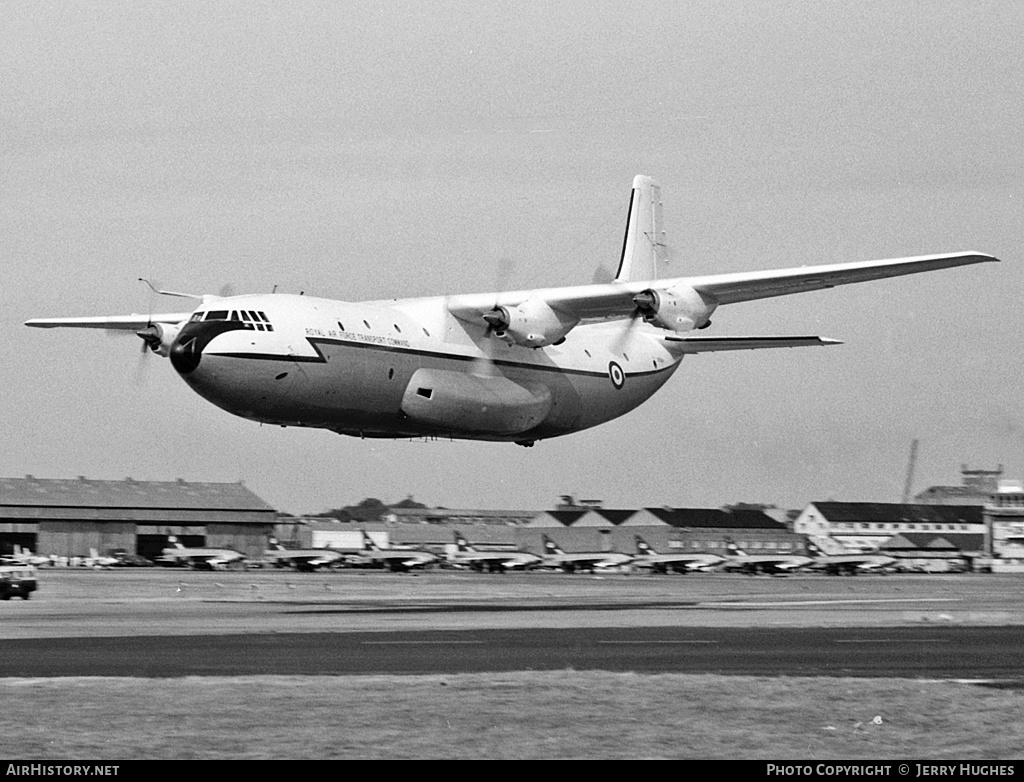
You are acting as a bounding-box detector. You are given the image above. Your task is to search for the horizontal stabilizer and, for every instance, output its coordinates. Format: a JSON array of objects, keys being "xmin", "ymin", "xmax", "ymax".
[{"xmin": 664, "ymin": 335, "xmax": 842, "ymax": 353}]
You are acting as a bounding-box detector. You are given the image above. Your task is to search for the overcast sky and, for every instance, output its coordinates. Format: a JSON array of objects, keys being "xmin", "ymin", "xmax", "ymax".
[{"xmin": 2, "ymin": 1, "xmax": 1020, "ymax": 514}]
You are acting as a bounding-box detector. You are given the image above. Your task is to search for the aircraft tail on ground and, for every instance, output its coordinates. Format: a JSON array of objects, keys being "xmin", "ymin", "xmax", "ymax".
[
  {"xmin": 634, "ymin": 535, "xmax": 655, "ymax": 555},
  {"xmin": 361, "ymin": 530, "xmax": 383, "ymax": 551},
  {"xmin": 725, "ymin": 540, "xmax": 746, "ymax": 557},
  {"xmin": 806, "ymin": 536, "xmax": 847, "ymax": 556},
  {"xmin": 614, "ymin": 175, "xmax": 668, "ymax": 283},
  {"xmin": 542, "ymin": 535, "xmax": 565, "ymax": 555}
]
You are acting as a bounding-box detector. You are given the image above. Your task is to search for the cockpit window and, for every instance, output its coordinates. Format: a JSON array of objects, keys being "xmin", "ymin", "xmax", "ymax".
[
  {"xmin": 189, "ymin": 312, "xmax": 203, "ymax": 323},
  {"xmin": 205, "ymin": 310, "xmax": 229, "ymax": 321}
]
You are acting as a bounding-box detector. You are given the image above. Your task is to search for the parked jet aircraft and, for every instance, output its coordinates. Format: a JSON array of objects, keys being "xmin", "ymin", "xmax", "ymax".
[
  {"xmin": 447, "ymin": 531, "xmax": 541, "ymax": 572},
  {"xmin": 631, "ymin": 535, "xmax": 724, "ymax": 574},
  {"xmin": 1, "ymin": 545, "xmax": 49, "ymax": 567},
  {"xmin": 24, "ymin": 176, "xmax": 997, "ymax": 446},
  {"xmin": 156, "ymin": 536, "xmax": 247, "ymax": 570},
  {"xmin": 351, "ymin": 530, "xmax": 436, "ymax": 572},
  {"xmin": 264, "ymin": 538, "xmax": 347, "ymax": 571},
  {"xmin": 84, "ymin": 548, "xmax": 119, "ymax": 568},
  {"xmin": 804, "ymin": 539, "xmax": 897, "ymax": 576},
  {"xmin": 539, "ymin": 535, "xmax": 633, "ymax": 573},
  {"xmin": 719, "ymin": 541, "xmax": 813, "ymax": 575}
]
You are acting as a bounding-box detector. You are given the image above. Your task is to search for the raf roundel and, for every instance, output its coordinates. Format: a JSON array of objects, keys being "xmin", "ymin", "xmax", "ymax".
[{"xmin": 608, "ymin": 361, "xmax": 625, "ymax": 389}]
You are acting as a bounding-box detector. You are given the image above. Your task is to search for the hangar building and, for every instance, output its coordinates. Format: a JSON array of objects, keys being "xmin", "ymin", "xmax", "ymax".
[
  {"xmin": 0, "ymin": 476, "xmax": 277, "ymax": 560},
  {"xmin": 793, "ymin": 502, "xmax": 983, "ymax": 551},
  {"xmin": 525, "ymin": 506, "xmax": 804, "ymax": 558}
]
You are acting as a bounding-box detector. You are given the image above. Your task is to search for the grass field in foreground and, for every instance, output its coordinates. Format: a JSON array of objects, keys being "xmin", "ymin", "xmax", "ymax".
[{"xmin": 1, "ymin": 673, "xmax": 1021, "ymax": 760}]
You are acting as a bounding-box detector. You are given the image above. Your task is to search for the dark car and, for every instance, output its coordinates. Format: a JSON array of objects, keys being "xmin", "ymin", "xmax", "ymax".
[
  {"xmin": 0, "ymin": 566, "xmax": 38, "ymax": 600},
  {"xmin": 110, "ymin": 553, "xmax": 157, "ymax": 568}
]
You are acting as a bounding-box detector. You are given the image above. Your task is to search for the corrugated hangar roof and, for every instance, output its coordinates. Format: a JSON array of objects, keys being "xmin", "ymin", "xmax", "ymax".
[
  {"xmin": 542, "ymin": 510, "xmax": 589, "ymax": 526},
  {"xmin": 644, "ymin": 508, "xmax": 785, "ymax": 529},
  {"xmin": 880, "ymin": 533, "xmax": 984, "ymax": 551},
  {"xmin": 0, "ymin": 476, "xmax": 275, "ymax": 512},
  {"xmin": 590, "ymin": 509, "xmax": 635, "ymax": 525},
  {"xmin": 811, "ymin": 502, "xmax": 983, "ymax": 524}
]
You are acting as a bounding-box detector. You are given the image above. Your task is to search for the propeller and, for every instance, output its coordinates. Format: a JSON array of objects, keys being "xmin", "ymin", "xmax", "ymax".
[
  {"xmin": 610, "ymin": 289, "xmax": 658, "ymax": 356},
  {"xmin": 471, "ymin": 307, "xmax": 507, "ymax": 377},
  {"xmin": 133, "ymin": 279, "xmax": 162, "ymax": 383},
  {"xmin": 470, "ymin": 258, "xmax": 518, "ymax": 377}
]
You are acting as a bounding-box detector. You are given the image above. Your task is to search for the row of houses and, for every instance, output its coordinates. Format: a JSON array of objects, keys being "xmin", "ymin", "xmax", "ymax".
[{"xmin": 1, "ymin": 473, "xmax": 1023, "ymax": 571}]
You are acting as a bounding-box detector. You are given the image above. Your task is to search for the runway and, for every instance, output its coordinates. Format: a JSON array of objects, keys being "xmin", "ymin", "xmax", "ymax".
[
  {"xmin": 2, "ymin": 570, "xmax": 1023, "ymax": 680},
  {"xmin": 1, "ymin": 625, "xmax": 1022, "ymax": 679}
]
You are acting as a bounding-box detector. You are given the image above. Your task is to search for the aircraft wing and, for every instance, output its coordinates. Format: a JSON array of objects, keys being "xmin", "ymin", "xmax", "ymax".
[
  {"xmin": 683, "ymin": 252, "xmax": 997, "ymax": 305},
  {"xmin": 446, "ymin": 251, "xmax": 996, "ymax": 324},
  {"xmin": 25, "ymin": 313, "xmax": 193, "ymax": 331}
]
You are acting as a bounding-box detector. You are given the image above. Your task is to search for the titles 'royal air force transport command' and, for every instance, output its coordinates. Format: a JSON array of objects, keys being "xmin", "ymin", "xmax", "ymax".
[{"xmin": 26, "ymin": 176, "xmax": 998, "ymax": 446}]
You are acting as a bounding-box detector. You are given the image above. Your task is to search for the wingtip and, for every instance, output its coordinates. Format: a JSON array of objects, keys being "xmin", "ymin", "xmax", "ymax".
[{"xmin": 958, "ymin": 251, "xmax": 1000, "ymax": 263}]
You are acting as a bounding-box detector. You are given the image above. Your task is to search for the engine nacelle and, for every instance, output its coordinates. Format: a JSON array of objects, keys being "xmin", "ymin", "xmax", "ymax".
[
  {"xmin": 634, "ymin": 284, "xmax": 716, "ymax": 332},
  {"xmin": 484, "ymin": 297, "xmax": 580, "ymax": 348},
  {"xmin": 136, "ymin": 322, "xmax": 183, "ymax": 357}
]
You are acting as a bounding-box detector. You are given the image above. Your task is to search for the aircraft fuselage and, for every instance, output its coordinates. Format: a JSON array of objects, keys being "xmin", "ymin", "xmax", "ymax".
[{"xmin": 170, "ymin": 293, "xmax": 682, "ymax": 443}]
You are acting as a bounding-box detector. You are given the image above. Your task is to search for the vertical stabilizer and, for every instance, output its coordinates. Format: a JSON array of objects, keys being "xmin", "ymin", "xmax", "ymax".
[
  {"xmin": 542, "ymin": 535, "xmax": 564, "ymax": 555},
  {"xmin": 614, "ymin": 175, "xmax": 667, "ymax": 282}
]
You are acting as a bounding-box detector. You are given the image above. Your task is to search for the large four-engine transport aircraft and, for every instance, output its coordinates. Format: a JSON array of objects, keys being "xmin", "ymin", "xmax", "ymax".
[{"xmin": 25, "ymin": 176, "xmax": 997, "ymax": 447}]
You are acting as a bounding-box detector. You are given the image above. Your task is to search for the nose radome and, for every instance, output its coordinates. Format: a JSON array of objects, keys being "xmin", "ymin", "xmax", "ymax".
[
  {"xmin": 169, "ymin": 333, "xmax": 201, "ymax": 374},
  {"xmin": 169, "ymin": 320, "xmax": 248, "ymax": 375}
]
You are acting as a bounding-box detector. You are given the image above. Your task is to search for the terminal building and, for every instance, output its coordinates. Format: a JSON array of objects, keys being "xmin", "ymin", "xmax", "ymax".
[
  {"xmin": 914, "ymin": 464, "xmax": 1004, "ymax": 506},
  {"xmin": 0, "ymin": 476, "xmax": 277, "ymax": 560},
  {"xmin": 984, "ymin": 480, "xmax": 1024, "ymax": 572}
]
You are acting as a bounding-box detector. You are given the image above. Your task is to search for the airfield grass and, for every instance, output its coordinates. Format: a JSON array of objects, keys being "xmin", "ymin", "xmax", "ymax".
[{"xmin": 1, "ymin": 672, "xmax": 1022, "ymax": 760}]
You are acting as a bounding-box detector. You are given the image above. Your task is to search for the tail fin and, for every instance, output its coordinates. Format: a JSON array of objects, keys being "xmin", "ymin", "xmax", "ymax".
[
  {"xmin": 614, "ymin": 175, "xmax": 667, "ymax": 283},
  {"xmin": 454, "ymin": 532, "xmax": 473, "ymax": 552},
  {"xmin": 807, "ymin": 536, "xmax": 846, "ymax": 556},
  {"xmin": 634, "ymin": 535, "xmax": 653, "ymax": 555},
  {"xmin": 167, "ymin": 535, "xmax": 184, "ymax": 549},
  {"xmin": 361, "ymin": 530, "xmax": 381, "ymax": 551},
  {"xmin": 542, "ymin": 535, "xmax": 563, "ymax": 555}
]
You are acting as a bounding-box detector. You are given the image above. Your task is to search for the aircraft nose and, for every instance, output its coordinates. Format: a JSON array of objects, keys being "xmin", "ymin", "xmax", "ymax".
[
  {"xmin": 169, "ymin": 329, "xmax": 203, "ymax": 374},
  {"xmin": 170, "ymin": 320, "xmax": 247, "ymax": 375}
]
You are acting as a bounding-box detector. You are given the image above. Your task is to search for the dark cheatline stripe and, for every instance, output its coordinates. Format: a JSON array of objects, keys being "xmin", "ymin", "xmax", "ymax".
[{"xmin": 214, "ymin": 337, "xmax": 674, "ymax": 380}]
